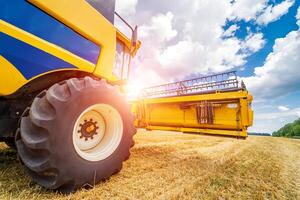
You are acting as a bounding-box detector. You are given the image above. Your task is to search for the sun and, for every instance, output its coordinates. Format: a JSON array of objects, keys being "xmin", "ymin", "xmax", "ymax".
[{"xmin": 125, "ymin": 82, "xmax": 144, "ymax": 100}]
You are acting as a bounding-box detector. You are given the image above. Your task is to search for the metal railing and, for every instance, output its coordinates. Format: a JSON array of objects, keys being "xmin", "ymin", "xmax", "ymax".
[{"xmin": 139, "ymin": 71, "xmax": 239, "ymax": 98}]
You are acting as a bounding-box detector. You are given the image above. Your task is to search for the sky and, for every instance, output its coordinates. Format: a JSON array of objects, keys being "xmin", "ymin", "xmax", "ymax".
[{"xmin": 115, "ymin": 0, "xmax": 300, "ymax": 133}]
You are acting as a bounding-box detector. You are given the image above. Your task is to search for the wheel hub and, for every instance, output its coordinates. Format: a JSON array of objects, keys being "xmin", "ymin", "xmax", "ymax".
[
  {"xmin": 72, "ymin": 104, "xmax": 123, "ymax": 161},
  {"xmin": 78, "ymin": 119, "xmax": 99, "ymax": 141}
]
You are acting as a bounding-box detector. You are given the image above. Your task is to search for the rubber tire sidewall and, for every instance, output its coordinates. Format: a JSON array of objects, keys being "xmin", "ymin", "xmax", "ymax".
[{"xmin": 45, "ymin": 85, "xmax": 132, "ymax": 186}]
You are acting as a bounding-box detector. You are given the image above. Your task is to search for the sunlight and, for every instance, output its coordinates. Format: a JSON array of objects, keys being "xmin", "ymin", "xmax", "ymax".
[{"xmin": 125, "ymin": 81, "xmax": 145, "ymax": 100}]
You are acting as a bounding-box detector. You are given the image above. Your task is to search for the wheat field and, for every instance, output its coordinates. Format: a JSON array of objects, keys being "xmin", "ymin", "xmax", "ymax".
[{"xmin": 0, "ymin": 130, "xmax": 299, "ymax": 200}]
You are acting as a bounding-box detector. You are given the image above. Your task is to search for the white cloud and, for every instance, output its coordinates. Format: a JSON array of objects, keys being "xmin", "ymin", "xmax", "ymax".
[
  {"xmin": 139, "ymin": 12, "xmax": 177, "ymax": 43},
  {"xmin": 242, "ymin": 32, "xmax": 266, "ymax": 53},
  {"xmin": 118, "ymin": 0, "xmax": 298, "ymax": 133},
  {"xmin": 127, "ymin": 11, "xmax": 179, "ymax": 88},
  {"xmin": 297, "ymin": 6, "xmax": 300, "ymax": 26},
  {"xmin": 120, "ymin": 0, "xmax": 296, "ymax": 90},
  {"xmin": 115, "ymin": 0, "xmax": 138, "ymax": 16},
  {"xmin": 243, "ymin": 11, "xmax": 300, "ymax": 133},
  {"xmin": 257, "ymin": 0, "xmax": 295, "ymax": 25},
  {"xmin": 128, "ymin": 0, "xmax": 272, "ymax": 87},
  {"xmin": 243, "ymin": 29, "xmax": 300, "ymax": 99},
  {"xmin": 255, "ymin": 107, "xmax": 300, "ymax": 120},
  {"xmin": 223, "ymin": 24, "xmax": 240, "ymax": 37},
  {"xmin": 230, "ymin": 0, "xmax": 294, "ymax": 26},
  {"xmin": 231, "ymin": 0, "xmax": 268, "ymax": 22},
  {"xmin": 278, "ymin": 106, "xmax": 290, "ymax": 111},
  {"xmin": 249, "ymin": 107, "xmax": 300, "ymax": 133}
]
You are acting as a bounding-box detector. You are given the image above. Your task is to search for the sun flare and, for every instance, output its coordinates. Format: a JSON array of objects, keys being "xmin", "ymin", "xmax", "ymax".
[{"xmin": 125, "ymin": 82, "xmax": 145, "ymax": 100}]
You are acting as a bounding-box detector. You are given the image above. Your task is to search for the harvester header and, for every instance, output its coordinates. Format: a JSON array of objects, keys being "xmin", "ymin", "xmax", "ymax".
[{"xmin": 132, "ymin": 71, "xmax": 253, "ymax": 138}]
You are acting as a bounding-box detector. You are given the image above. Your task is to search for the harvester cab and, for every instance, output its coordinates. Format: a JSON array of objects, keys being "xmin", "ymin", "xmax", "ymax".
[{"xmin": 0, "ymin": 0, "xmax": 140, "ymax": 192}]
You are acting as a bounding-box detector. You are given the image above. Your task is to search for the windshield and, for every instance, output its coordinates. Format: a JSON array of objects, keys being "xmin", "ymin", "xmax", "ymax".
[
  {"xmin": 86, "ymin": 0, "xmax": 115, "ymax": 23},
  {"xmin": 114, "ymin": 40, "xmax": 131, "ymax": 80}
]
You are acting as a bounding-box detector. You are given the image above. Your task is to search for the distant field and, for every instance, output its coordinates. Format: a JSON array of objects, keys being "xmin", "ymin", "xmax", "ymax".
[{"xmin": 0, "ymin": 130, "xmax": 300, "ymax": 200}]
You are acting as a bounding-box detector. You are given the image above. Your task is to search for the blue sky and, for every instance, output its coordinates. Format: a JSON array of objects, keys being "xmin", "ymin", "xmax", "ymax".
[
  {"xmin": 116, "ymin": 0, "xmax": 300, "ymax": 133},
  {"xmin": 236, "ymin": 0, "xmax": 299, "ymax": 77}
]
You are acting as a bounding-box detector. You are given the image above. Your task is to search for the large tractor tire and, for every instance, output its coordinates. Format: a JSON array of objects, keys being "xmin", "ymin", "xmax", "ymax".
[
  {"xmin": 15, "ymin": 77, "xmax": 136, "ymax": 193},
  {"xmin": 4, "ymin": 137, "xmax": 16, "ymax": 149}
]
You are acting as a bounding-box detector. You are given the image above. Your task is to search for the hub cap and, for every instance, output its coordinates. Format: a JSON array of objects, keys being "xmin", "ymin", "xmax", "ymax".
[{"xmin": 73, "ymin": 104, "xmax": 123, "ymax": 161}]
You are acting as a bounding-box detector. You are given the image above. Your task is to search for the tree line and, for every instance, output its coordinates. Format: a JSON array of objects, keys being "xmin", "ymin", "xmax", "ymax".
[{"xmin": 273, "ymin": 118, "xmax": 300, "ymax": 138}]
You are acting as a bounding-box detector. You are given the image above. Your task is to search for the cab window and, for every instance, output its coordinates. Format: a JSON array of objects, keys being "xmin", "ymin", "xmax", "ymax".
[{"xmin": 113, "ymin": 40, "xmax": 131, "ymax": 80}]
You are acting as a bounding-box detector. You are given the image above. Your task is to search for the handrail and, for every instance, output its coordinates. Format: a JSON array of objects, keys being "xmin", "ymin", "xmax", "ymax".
[{"xmin": 140, "ymin": 71, "xmax": 240, "ymax": 98}]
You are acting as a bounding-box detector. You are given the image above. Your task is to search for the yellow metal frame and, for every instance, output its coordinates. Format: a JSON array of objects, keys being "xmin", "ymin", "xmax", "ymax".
[
  {"xmin": 146, "ymin": 126, "xmax": 248, "ymax": 138},
  {"xmin": 0, "ymin": 0, "xmax": 140, "ymax": 96},
  {"xmin": 132, "ymin": 90, "xmax": 254, "ymax": 138}
]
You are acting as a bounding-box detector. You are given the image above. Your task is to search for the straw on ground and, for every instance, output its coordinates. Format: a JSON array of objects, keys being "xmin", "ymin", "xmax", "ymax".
[{"xmin": 0, "ymin": 130, "xmax": 299, "ymax": 200}]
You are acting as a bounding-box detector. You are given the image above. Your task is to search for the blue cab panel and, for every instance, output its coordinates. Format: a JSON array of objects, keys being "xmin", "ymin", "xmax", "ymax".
[
  {"xmin": 0, "ymin": 33, "xmax": 75, "ymax": 80},
  {"xmin": 0, "ymin": 0, "xmax": 101, "ymax": 79}
]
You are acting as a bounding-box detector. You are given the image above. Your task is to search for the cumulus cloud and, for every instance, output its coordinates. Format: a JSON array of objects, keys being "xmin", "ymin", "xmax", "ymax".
[
  {"xmin": 126, "ymin": 0, "xmax": 274, "ymax": 87},
  {"xmin": 297, "ymin": 6, "xmax": 300, "ymax": 26},
  {"xmin": 239, "ymin": 6, "xmax": 300, "ymax": 133},
  {"xmin": 139, "ymin": 12, "xmax": 177, "ymax": 43},
  {"xmin": 115, "ymin": 0, "xmax": 138, "ymax": 16},
  {"xmin": 249, "ymin": 107, "xmax": 300, "ymax": 133},
  {"xmin": 231, "ymin": 0, "xmax": 268, "ymax": 22},
  {"xmin": 127, "ymin": 12, "xmax": 178, "ymax": 89},
  {"xmin": 256, "ymin": 107, "xmax": 300, "ymax": 120},
  {"xmin": 242, "ymin": 32, "xmax": 266, "ymax": 53},
  {"xmin": 278, "ymin": 106, "xmax": 291, "ymax": 111},
  {"xmin": 115, "ymin": 0, "xmax": 298, "ymax": 132},
  {"xmin": 116, "ymin": 0, "xmax": 294, "ymax": 89},
  {"xmin": 223, "ymin": 24, "xmax": 240, "ymax": 37},
  {"xmin": 257, "ymin": 0, "xmax": 295, "ymax": 25},
  {"xmin": 243, "ymin": 29, "xmax": 300, "ymax": 99}
]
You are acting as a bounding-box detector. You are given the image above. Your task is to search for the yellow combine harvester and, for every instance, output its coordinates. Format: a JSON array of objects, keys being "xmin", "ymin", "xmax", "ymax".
[
  {"xmin": 132, "ymin": 71, "xmax": 253, "ymax": 138},
  {"xmin": 0, "ymin": 0, "xmax": 253, "ymax": 193},
  {"xmin": 0, "ymin": 0, "xmax": 140, "ymax": 192}
]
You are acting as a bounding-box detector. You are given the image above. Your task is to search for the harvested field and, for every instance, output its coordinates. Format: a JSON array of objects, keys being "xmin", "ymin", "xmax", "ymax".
[{"xmin": 0, "ymin": 130, "xmax": 300, "ymax": 200}]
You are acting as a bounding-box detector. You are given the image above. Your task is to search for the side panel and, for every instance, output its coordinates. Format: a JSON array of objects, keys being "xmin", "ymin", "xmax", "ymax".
[
  {"xmin": 30, "ymin": 0, "xmax": 117, "ymax": 80},
  {"xmin": 0, "ymin": 32, "xmax": 76, "ymax": 80},
  {"xmin": 140, "ymin": 101, "xmax": 242, "ymax": 130},
  {"xmin": 0, "ymin": 1, "xmax": 105, "ymax": 95},
  {"xmin": 133, "ymin": 91, "xmax": 254, "ymax": 138},
  {"xmin": 0, "ymin": 1, "xmax": 101, "ymax": 65},
  {"xmin": 0, "ymin": 56, "xmax": 27, "ymax": 95}
]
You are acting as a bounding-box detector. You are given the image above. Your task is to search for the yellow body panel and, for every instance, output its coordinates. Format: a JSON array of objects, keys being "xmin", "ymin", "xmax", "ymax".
[
  {"xmin": 29, "ymin": 0, "xmax": 116, "ymax": 79},
  {"xmin": 0, "ymin": 20, "xmax": 95, "ymax": 96},
  {"xmin": 0, "ymin": 20, "xmax": 96, "ymax": 72},
  {"xmin": 132, "ymin": 90, "xmax": 253, "ymax": 138},
  {"xmin": 0, "ymin": 56, "xmax": 27, "ymax": 95},
  {"xmin": 0, "ymin": 1, "xmax": 138, "ymax": 96}
]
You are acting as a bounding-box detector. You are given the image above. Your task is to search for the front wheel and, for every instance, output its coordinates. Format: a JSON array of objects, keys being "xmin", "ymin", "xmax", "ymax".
[{"xmin": 16, "ymin": 77, "xmax": 136, "ymax": 193}]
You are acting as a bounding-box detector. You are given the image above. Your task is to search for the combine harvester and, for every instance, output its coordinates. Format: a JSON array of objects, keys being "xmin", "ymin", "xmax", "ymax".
[
  {"xmin": 0, "ymin": 0, "xmax": 253, "ymax": 193},
  {"xmin": 132, "ymin": 71, "xmax": 254, "ymax": 138},
  {"xmin": 0, "ymin": 0, "xmax": 140, "ymax": 193}
]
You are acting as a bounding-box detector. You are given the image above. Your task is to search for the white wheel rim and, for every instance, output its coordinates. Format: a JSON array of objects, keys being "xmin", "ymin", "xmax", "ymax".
[{"xmin": 73, "ymin": 104, "xmax": 123, "ymax": 162}]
